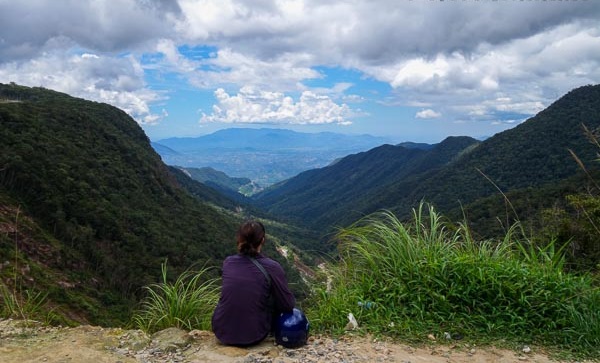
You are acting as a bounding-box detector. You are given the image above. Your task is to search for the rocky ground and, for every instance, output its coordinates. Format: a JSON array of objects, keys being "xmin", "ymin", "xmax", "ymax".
[{"xmin": 0, "ymin": 318, "xmax": 579, "ymax": 363}]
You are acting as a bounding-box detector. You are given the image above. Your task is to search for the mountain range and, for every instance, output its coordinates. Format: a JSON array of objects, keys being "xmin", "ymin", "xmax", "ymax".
[
  {"xmin": 152, "ymin": 128, "xmax": 391, "ymax": 186},
  {"xmin": 253, "ymin": 84, "xmax": 600, "ymax": 236},
  {"xmin": 254, "ymin": 136, "xmax": 478, "ymax": 227}
]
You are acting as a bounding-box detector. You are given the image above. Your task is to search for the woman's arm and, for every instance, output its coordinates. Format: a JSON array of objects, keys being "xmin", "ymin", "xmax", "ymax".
[{"xmin": 267, "ymin": 261, "xmax": 296, "ymax": 312}]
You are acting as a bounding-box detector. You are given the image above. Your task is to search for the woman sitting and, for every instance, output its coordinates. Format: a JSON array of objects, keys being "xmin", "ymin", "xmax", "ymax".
[{"xmin": 211, "ymin": 220, "xmax": 295, "ymax": 346}]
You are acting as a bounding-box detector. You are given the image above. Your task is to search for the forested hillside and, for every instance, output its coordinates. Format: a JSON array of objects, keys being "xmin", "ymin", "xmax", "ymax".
[
  {"xmin": 177, "ymin": 166, "xmax": 261, "ymax": 198},
  {"xmin": 0, "ymin": 83, "xmax": 308, "ymax": 325},
  {"xmin": 254, "ymin": 136, "xmax": 480, "ymax": 228},
  {"xmin": 255, "ymin": 85, "xmax": 600, "ymax": 238},
  {"xmin": 396, "ymin": 84, "xmax": 600, "ymax": 209}
]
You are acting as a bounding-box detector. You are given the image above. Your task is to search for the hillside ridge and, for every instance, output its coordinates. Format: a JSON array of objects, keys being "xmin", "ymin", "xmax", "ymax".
[
  {"xmin": 254, "ymin": 84, "xmax": 600, "ymax": 232},
  {"xmin": 0, "ymin": 83, "xmax": 309, "ymax": 325}
]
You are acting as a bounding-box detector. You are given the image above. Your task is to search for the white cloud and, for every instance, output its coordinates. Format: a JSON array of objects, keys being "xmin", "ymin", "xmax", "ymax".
[
  {"xmin": 1, "ymin": 0, "xmax": 600, "ymax": 132},
  {"xmin": 391, "ymin": 57, "xmax": 451, "ymax": 89},
  {"xmin": 364, "ymin": 21, "xmax": 600, "ymax": 123},
  {"xmin": 158, "ymin": 4, "xmax": 600, "ymax": 127},
  {"xmin": 200, "ymin": 86, "xmax": 351, "ymax": 125},
  {"xmin": 155, "ymin": 38, "xmax": 197, "ymax": 73},
  {"xmin": 175, "ymin": 1, "xmax": 600, "ymax": 62},
  {"xmin": 188, "ymin": 48, "xmax": 320, "ymax": 91},
  {"xmin": 416, "ymin": 109, "xmax": 441, "ymax": 119},
  {"xmin": 0, "ymin": 1, "xmax": 181, "ymax": 61},
  {"xmin": 0, "ymin": 51, "xmax": 165, "ymax": 125}
]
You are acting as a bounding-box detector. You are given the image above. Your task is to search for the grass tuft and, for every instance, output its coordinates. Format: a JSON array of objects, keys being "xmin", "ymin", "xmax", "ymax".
[
  {"xmin": 132, "ymin": 261, "xmax": 220, "ymax": 333},
  {"xmin": 1, "ymin": 206, "xmax": 52, "ymax": 324},
  {"xmin": 307, "ymin": 203, "xmax": 600, "ymax": 359},
  {"xmin": 0, "ymin": 282, "xmax": 48, "ymax": 321}
]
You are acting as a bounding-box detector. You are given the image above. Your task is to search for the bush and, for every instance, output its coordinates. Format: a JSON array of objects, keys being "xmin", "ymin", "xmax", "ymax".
[
  {"xmin": 132, "ymin": 262, "xmax": 220, "ymax": 333},
  {"xmin": 0, "ymin": 282, "xmax": 48, "ymax": 322},
  {"xmin": 308, "ymin": 203, "xmax": 600, "ymax": 358}
]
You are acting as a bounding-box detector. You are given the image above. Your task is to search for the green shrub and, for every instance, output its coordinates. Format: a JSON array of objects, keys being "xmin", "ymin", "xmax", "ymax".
[
  {"xmin": 132, "ymin": 262, "xmax": 220, "ymax": 333},
  {"xmin": 0, "ymin": 282, "xmax": 50, "ymax": 323},
  {"xmin": 308, "ymin": 203, "xmax": 600, "ymax": 358}
]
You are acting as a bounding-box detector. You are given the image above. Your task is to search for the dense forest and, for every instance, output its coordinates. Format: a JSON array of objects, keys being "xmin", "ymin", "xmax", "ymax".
[
  {"xmin": 254, "ymin": 84, "xmax": 600, "ymax": 270},
  {"xmin": 0, "ymin": 83, "xmax": 311, "ymax": 324},
  {"xmin": 254, "ymin": 136, "xmax": 480, "ymax": 227}
]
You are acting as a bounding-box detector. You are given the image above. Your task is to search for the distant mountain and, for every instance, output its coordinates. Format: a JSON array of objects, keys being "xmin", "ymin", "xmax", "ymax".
[
  {"xmin": 174, "ymin": 166, "xmax": 262, "ymax": 202},
  {"xmin": 0, "ymin": 83, "xmax": 310, "ymax": 325},
  {"xmin": 377, "ymin": 84, "xmax": 600, "ymax": 214},
  {"xmin": 180, "ymin": 166, "xmax": 253, "ymax": 194},
  {"xmin": 254, "ymin": 136, "xmax": 479, "ymax": 228},
  {"xmin": 156, "ymin": 128, "xmax": 389, "ymax": 151},
  {"xmin": 397, "ymin": 141, "xmax": 434, "ymax": 150},
  {"xmin": 151, "ymin": 142, "xmax": 179, "ymax": 156},
  {"xmin": 152, "ymin": 128, "xmax": 392, "ymax": 186},
  {"xmin": 254, "ymin": 84, "xmax": 600, "ymax": 233}
]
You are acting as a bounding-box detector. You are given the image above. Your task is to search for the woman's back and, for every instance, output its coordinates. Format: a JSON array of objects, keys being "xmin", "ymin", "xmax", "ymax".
[
  {"xmin": 211, "ymin": 221, "xmax": 295, "ymax": 346},
  {"xmin": 212, "ymin": 254, "xmax": 274, "ymax": 345}
]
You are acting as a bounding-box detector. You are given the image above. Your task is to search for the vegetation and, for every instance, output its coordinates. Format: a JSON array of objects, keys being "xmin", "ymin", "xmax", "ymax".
[
  {"xmin": 167, "ymin": 166, "xmax": 253, "ymax": 211},
  {"xmin": 132, "ymin": 261, "xmax": 219, "ymax": 333},
  {"xmin": 0, "ymin": 83, "xmax": 313, "ymax": 325},
  {"xmin": 130, "ymin": 202, "xmax": 599, "ymax": 358},
  {"xmin": 0, "ymin": 192, "xmax": 102, "ymax": 325},
  {"xmin": 0, "ymin": 205, "xmax": 48, "ymax": 322},
  {"xmin": 456, "ymin": 122, "xmax": 600, "ymax": 272},
  {"xmin": 540, "ymin": 124, "xmax": 600, "ymax": 271},
  {"xmin": 0, "ymin": 282, "xmax": 49, "ymax": 323},
  {"xmin": 254, "ymin": 136, "xmax": 479, "ymax": 229},
  {"xmin": 0, "ymin": 83, "xmax": 235, "ymax": 324},
  {"xmin": 255, "ymin": 85, "xmax": 600, "ymax": 244},
  {"xmin": 181, "ymin": 166, "xmax": 253, "ymax": 194},
  {"xmin": 307, "ymin": 204, "xmax": 600, "ymax": 359}
]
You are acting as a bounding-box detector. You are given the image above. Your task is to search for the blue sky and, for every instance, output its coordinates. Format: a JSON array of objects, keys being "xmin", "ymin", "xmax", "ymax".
[{"xmin": 1, "ymin": 0, "xmax": 600, "ymax": 143}]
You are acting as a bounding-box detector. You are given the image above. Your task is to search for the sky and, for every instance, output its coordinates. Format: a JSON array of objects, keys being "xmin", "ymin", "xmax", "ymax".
[{"xmin": 1, "ymin": 0, "xmax": 600, "ymax": 143}]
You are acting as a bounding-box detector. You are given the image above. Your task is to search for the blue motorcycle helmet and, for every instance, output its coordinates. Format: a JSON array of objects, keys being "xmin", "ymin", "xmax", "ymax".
[{"xmin": 275, "ymin": 308, "xmax": 309, "ymax": 348}]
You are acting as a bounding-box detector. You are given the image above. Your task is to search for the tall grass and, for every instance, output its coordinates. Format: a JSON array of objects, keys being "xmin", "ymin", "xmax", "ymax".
[
  {"xmin": 132, "ymin": 261, "xmax": 220, "ymax": 333},
  {"xmin": 308, "ymin": 203, "xmax": 600, "ymax": 358},
  {"xmin": 1, "ymin": 207, "xmax": 50, "ymax": 323},
  {"xmin": 0, "ymin": 283, "xmax": 48, "ymax": 321}
]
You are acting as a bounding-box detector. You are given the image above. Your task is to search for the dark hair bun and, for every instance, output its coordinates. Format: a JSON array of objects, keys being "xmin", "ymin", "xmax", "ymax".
[{"xmin": 237, "ymin": 220, "xmax": 265, "ymax": 256}]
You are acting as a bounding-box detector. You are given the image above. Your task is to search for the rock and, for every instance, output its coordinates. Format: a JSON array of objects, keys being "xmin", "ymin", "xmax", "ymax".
[
  {"xmin": 189, "ymin": 329, "xmax": 213, "ymax": 340},
  {"xmin": 216, "ymin": 345, "xmax": 250, "ymax": 357},
  {"xmin": 151, "ymin": 327, "xmax": 193, "ymax": 353},
  {"xmin": 119, "ymin": 329, "xmax": 151, "ymax": 351}
]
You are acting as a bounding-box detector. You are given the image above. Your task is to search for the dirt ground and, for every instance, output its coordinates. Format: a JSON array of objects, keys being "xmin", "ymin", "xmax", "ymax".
[{"xmin": 0, "ymin": 318, "xmax": 576, "ymax": 363}]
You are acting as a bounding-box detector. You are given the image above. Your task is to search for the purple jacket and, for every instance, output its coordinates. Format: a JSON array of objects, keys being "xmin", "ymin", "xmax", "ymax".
[{"xmin": 211, "ymin": 253, "xmax": 295, "ymax": 346}]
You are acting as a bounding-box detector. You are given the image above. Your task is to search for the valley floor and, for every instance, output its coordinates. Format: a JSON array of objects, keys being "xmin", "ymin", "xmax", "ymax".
[{"xmin": 0, "ymin": 319, "xmax": 576, "ymax": 363}]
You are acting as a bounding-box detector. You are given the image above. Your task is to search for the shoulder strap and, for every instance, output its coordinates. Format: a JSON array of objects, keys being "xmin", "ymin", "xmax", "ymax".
[{"xmin": 247, "ymin": 256, "xmax": 271, "ymax": 289}]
